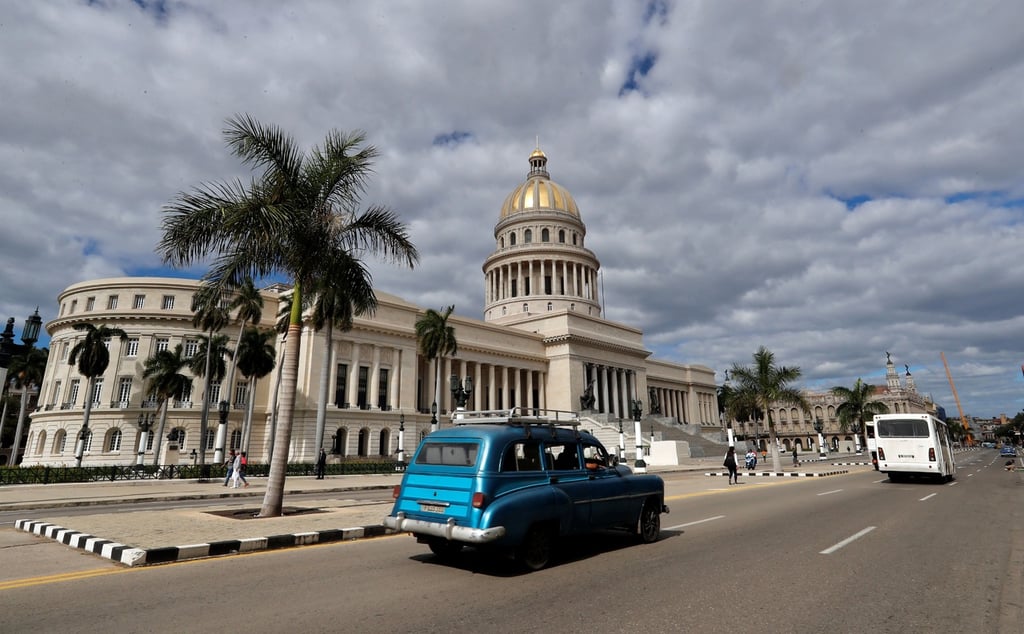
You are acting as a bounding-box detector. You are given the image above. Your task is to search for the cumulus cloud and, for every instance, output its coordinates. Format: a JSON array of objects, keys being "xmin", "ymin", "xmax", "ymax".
[{"xmin": 2, "ymin": 0, "xmax": 1022, "ymax": 417}]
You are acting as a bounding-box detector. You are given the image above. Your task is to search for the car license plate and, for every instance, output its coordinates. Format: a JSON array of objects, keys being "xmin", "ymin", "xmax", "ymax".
[{"xmin": 419, "ymin": 503, "xmax": 446, "ymax": 514}]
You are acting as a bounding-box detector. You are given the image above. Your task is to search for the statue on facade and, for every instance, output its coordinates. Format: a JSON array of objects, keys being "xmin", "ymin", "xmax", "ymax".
[
  {"xmin": 579, "ymin": 380, "xmax": 595, "ymax": 410},
  {"xmin": 648, "ymin": 387, "xmax": 661, "ymax": 415},
  {"xmin": 905, "ymin": 364, "xmax": 910, "ymax": 375},
  {"xmin": 886, "ymin": 351, "xmax": 892, "ymax": 363}
]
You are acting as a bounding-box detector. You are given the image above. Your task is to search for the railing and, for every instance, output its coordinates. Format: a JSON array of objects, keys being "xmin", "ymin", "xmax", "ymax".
[{"xmin": 0, "ymin": 459, "xmax": 400, "ymax": 486}]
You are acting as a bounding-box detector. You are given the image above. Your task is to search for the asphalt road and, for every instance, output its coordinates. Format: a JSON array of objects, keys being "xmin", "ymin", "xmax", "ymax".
[{"xmin": 1, "ymin": 452, "xmax": 1020, "ymax": 633}]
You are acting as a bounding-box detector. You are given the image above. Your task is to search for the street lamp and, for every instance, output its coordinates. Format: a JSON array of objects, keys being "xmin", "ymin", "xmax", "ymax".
[
  {"xmin": 396, "ymin": 413, "xmax": 406, "ymax": 470},
  {"xmin": 213, "ymin": 400, "xmax": 229, "ymax": 464},
  {"xmin": 190, "ymin": 448, "xmax": 198, "ymax": 466},
  {"xmin": 814, "ymin": 418, "xmax": 827, "ymax": 460},
  {"xmin": 617, "ymin": 419, "xmax": 626, "ymax": 461},
  {"xmin": 632, "ymin": 399, "xmax": 646, "ymax": 474},
  {"xmin": 450, "ymin": 374, "xmax": 473, "ymax": 418},
  {"xmin": 430, "ymin": 401, "xmax": 438, "ymax": 434},
  {"xmin": 3, "ymin": 309, "xmax": 43, "ymax": 465},
  {"xmin": 136, "ymin": 411, "xmax": 154, "ymax": 467}
]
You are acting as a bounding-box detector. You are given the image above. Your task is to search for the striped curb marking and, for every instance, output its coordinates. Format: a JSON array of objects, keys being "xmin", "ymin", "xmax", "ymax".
[
  {"xmin": 15, "ymin": 518, "xmax": 393, "ymax": 567},
  {"xmin": 704, "ymin": 470, "xmax": 850, "ymax": 478}
]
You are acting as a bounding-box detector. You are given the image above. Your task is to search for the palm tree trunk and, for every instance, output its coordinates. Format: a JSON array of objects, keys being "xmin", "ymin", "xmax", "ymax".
[
  {"xmin": 11, "ymin": 384, "xmax": 29, "ymax": 465},
  {"xmin": 152, "ymin": 400, "xmax": 169, "ymax": 466},
  {"xmin": 242, "ymin": 376, "xmax": 256, "ymax": 453},
  {"xmin": 266, "ymin": 336, "xmax": 287, "ymax": 463},
  {"xmin": 432, "ymin": 355, "xmax": 442, "ymax": 432},
  {"xmin": 260, "ymin": 286, "xmax": 302, "ymax": 517},
  {"xmin": 75, "ymin": 377, "xmax": 97, "ymax": 467},
  {"xmin": 314, "ymin": 320, "xmax": 333, "ymax": 454},
  {"xmin": 0, "ymin": 397, "xmax": 9, "ymax": 449},
  {"xmin": 198, "ymin": 329, "xmax": 214, "ymax": 469}
]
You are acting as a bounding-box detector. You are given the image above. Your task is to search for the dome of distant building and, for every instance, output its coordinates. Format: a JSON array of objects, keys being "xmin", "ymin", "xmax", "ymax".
[{"xmin": 499, "ymin": 147, "xmax": 580, "ymax": 219}]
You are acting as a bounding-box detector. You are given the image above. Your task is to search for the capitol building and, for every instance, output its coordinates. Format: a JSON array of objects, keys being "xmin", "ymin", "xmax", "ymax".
[{"xmin": 21, "ymin": 148, "xmax": 719, "ymax": 467}]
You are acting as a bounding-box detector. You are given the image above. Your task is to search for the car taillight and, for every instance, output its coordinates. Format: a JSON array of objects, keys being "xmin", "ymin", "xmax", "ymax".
[
  {"xmin": 928, "ymin": 448, "xmax": 936, "ymax": 462},
  {"xmin": 472, "ymin": 492, "xmax": 486, "ymax": 509},
  {"xmin": 392, "ymin": 485, "xmax": 401, "ymax": 499},
  {"xmin": 877, "ymin": 448, "xmax": 885, "ymax": 460}
]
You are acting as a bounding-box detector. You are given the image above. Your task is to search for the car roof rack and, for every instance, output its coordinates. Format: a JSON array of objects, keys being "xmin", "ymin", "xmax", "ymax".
[{"xmin": 451, "ymin": 407, "xmax": 580, "ymax": 428}]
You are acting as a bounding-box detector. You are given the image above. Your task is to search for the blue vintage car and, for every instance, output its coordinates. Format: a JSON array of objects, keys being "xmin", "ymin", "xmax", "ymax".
[{"xmin": 383, "ymin": 409, "xmax": 668, "ymax": 570}]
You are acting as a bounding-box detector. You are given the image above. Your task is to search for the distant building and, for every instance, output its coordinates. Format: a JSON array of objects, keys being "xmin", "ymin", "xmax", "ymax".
[
  {"xmin": 729, "ymin": 354, "xmax": 937, "ymax": 453},
  {"xmin": 22, "ymin": 148, "xmax": 719, "ymax": 467}
]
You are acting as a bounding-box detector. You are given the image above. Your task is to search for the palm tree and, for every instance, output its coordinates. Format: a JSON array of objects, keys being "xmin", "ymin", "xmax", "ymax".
[
  {"xmin": 158, "ymin": 114, "xmax": 418, "ymax": 517},
  {"xmin": 415, "ymin": 305, "xmax": 457, "ymax": 432},
  {"xmin": 727, "ymin": 346, "xmax": 809, "ymax": 473},
  {"xmin": 831, "ymin": 378, "xmax": 889, "ymax": 452},
  {"xmin": 142, "ymin": 345, "xmax": 191, "ymax": 465},
  {"xmin": 311, "ymin": 253, "xmax": 376, "ymax": 454},
  {"xmin": 215, "ymin": 277, "xmax": 264, "ymax": 463},
  {"xmin": 234, "ymin": 327, "xmax": 276, "ymax": 454},
  {"xmin": 69, "ymin": 323, "xmax": 128, "ymax": 467},
  {"xmin": 6, "ymin": 347, "xmax": 48, "ymax": 464},
  {"xmin": 191, "ymin": 286, "xmax": 231, "ymax": 469}
]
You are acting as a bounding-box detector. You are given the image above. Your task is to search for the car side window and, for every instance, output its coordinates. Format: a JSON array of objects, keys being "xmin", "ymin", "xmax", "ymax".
[
  {"xmin": 582, "ymin": 443, "xmax": 608, "ymax": 470},
  {"xmin": 547, "ymin": 442, "xmax": 580, "ymax": 470},
  {"xmin": 501, "ymin": 441, "xmax": 544, "ymax": 472}
]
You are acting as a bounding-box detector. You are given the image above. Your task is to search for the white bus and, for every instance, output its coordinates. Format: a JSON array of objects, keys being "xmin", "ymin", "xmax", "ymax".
[{"xmin": 873, "ymin": 413, "xmax": 955, "ymax": 483}]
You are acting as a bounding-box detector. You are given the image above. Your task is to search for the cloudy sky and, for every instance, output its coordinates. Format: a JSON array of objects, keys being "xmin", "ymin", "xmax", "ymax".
[{"xmin": 2, "ymin": 0, "xmax": 1022, "ymax": 419}]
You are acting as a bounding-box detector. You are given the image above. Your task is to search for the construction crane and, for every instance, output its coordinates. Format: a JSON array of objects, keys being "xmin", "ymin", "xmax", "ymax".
[{"xmin": 940, "ymin": 352, "xmax": 972, "ymax": 446}]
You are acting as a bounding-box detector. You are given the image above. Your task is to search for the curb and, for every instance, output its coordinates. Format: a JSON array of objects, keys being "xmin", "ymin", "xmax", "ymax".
[
  {"xmin": 704, "ymin": 470, "xmax": 850, "ymax": 478},
  {"xmin": 14, "ymin": 518, "xmax": 394, "ymax": 566}
]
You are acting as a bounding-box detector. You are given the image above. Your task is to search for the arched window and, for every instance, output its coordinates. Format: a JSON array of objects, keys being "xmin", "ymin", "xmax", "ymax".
[
  {"xmin": 54, "ymin": 429, "xmax": 67, "ymax": 454},
  {"xmin": 558, "ymin": 230, "xmax": 565, "ymax": 243},
  {"xmin": 107, "ymin": 428, "xmax": 122, "ymax": 452},
  {"xmin": 35, "ymin": 430, "xmax": 47, "ymax": 455},
  {"xmin": 205, "ymin": 429, "xmax": 216, "ymax": 451},
  {"xmin": 333, "ymin": 427, "xmax": 348, "ymax": 455},
  {"xmin": 358, "ymin": 428, "xmax": 370, "ymax": 456},
  {"xmin": 169, "ymin": 427, "xmax": 186, "ymax": 449},
  {"xmin": 547, "ymin": 302, "xmax": 553, "ymax": 311},
  {"xmin": 522, "ymin": 303, "xmax": 529, "ymax": 313},
  {"xmin": 82, "ymin": 429, "xmax": 94, "ymax": 452},
  {"xmin": 541, "ymin": 228, "xmax": 550, "ymax": 242},
  {"xmin": 510, "ymin": 233, "xmax": 517, "ymax": 246},
  {"xmin": 500, "ymin": 237, "xmax": 505, "ymax": 248},
  {"xmin": 570, "ymin": 303, "xmax": 575, "ymax": 311},
  {"xmin": 501, "ymin": 306, "xmax": 507, "ymax": 315},
  {"xmin": 572, "ymin": 233, "xmax": 577, "ymax": 245},
  {"xmin": 524, "ymin": 229, "xmax": 532, "ymax": 243},
  {"xmin": 230, "ymin": 429, "xmax": 242, "ymax": 450},
  {"xmin": 378, "ymin": 428, "xmax": 390, "ymax": 456}
]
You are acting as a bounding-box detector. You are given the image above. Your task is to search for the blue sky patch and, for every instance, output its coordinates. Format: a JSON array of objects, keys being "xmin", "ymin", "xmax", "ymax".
[
  {"xmin": 432, "ymin": 131, "xmax": 474, "ymax": 148},
  {"xmin": 619, "ymin": 51, "xmax": 657, "ymax": 97}
]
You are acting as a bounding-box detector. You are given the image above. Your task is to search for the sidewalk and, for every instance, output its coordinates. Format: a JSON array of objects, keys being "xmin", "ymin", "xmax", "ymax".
[{"xmin": 6, "ymin": 459, "xmax": 857, "ymax": 567}]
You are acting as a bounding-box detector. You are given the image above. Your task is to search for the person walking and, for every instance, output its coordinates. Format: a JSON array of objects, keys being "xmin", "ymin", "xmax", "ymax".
[
  {"xmin": 238, "ymin": 451, "xmax": 250, "ymax": 487},
  {"xmin": 223, "ymin": 450, "xmax": 235, "ymax": 486},
  {"xmin": 315, "ymin": 449, "xmax": 327, "ymax": 480},
  {"xmin": 724, "ymin": 446, "xmax": 739, "ymax": 485},
  {"xmin": 745, "ymin": 448, "xmax": 756, "ymax": 471},
  {"xmin": 792, "ymin": 446, "xmax": 799, "ymax": 467},
  {"xmin": 231, "ymin": 451, "xmax": 243, "ymax": 488}
]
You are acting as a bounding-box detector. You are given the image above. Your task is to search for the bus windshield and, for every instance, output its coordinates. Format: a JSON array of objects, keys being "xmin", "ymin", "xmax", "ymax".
[{"xmin": 876, "ymin": 418, "xmax": 930, "ymax": 438}]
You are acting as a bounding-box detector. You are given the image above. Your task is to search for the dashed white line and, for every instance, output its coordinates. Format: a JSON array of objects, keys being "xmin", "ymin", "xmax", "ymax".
[
  {"xmin": 817, "ymin": 489, "xmax": 842, "ymax": 496},
  {"xmin": 820, "ymin": 526, "xmax": 876, "ymax": 555},
  {"xmin": 665, "ymin": 515, "xmax": 724, "ymax": 531},
  {"xmin": 920, "ymin": 493, "xmax": 937, "ymax": 501}
]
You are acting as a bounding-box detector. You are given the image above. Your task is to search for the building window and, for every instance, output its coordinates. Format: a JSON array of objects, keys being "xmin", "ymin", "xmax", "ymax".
[
  {"xmin": 377, "ymin": 368, "xmax": 389, "ymax": 409},
  {"xmin": 510, "ymin": 232, "xmax": 517, "ymax": 246},
  {"xmin": 117, "ymin": 377, "xmax": 132, "ymax": 405},
  {"xmin": 547, "ymin": 302, "xmax": 553, "ymax": 311},
  {"xmin": 558, "ymin": 230, "xmax": 565, "ymax": 243},
  {"xmin": 184, "ymin": 339, "xmax": 199, "ymax": 358},
  {"xmin": 55, "ymin": 430, "xmax": 67, "ymax": 454},
  {"xmin": 67, "ymin": 379, "xmax": 80, "ymax": 408},
  {"xmin": 335, "ymin": 363, "xmax": 348, "ymax": 407},
  {"xmin": 146, "ymin": 433, "xmax": 155, "ymax": 451},
  {"xmin": 107, "ymin": 429, "xmax": 122, "ymax": 452},
  {"xmin": 50, "ymin": 380, "xmax": 62, "ymax": 407},
  {"xmin": 155, "ymin": 337, "xmax": 169, "ymax": 352},
  {"xmin": 86, "ymin": 297, "xmax": 95, "ymax": 311},
  {"xmin": 522, "ymin": 303, "xmax": 528, "ymax": 313},
  {"xmin": 91, "ymin": 379, "xmax": 103, "ymax": 405},
  {"xmin": 107, "ymin": 295, "xmax": 119, "ymax": 310},
  {"xmin": 179, "ymin": 381, "xmax": 193, "ymax": 404},
  {"xmin": 133, "ymin": 294, "xmax": 145, "ymax": 309},
  {"xmin": 234, "ymin": 382, "xmax": 248, "ymax": 409},
  {"xmin": 209, "ymin": 382, "xmax": 221, "ymax": 403},
  {"xmin": 161, "ymin": 295, "xmax": 175, "ymax": 310},
  {"xmin": 70, "ymin": 299, "xmax": 77, "ymax": 314},
  {"xmin": 357, "ymin": 367, "xmax": 369, "ymax": 409},
  {"xmin": 61, "ymin": 341, "xmax": 69, "ymax": 361},
  {"xmin": 82, "ymin": 430, "xmax": 94, "ymax": 452},
  {"xmin": 524, "ymin": 229, "xmax": 532, "ymax": 243},
  {"xmin": 124, "ymin": 338, "xmax": 139, "ymax": 358},
  {"xmin": 205, "ymin": 429, "xmax": 215, "ymax": 451},
  {"xmin": 230, "ymin": 429, "xmax": 242, "ymax": 450},
  {"xmin": 541, "ymin": 228, "xmax": 550, "ymax": 242},
  {"xmin": 572, "ymin": 233, "xmax": 577, "ymax": 245}
]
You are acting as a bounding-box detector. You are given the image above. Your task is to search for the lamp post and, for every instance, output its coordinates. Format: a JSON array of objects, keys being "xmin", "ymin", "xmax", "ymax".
[
  {"xmin": 814, "ymin": 418, "xmax": 827, "ymax": 460},
  {"xmin": 396, "ymin": 413, "xmax": 406, "ymax": 470},
  {"xmin": 450, "ymin": 374, "xmax": 473, "ymax": 419},
  {"xmin": 213, "ymin": 400, "xmax": 229, "ymax": 465},
  {"xmin": 136, "ymin": 411, "xmax": 154, "ymax": 467},
  {"xmin": 430, "ymin": 401, "xmax": 438, "ymax": 434},
  {"xmin": 632, "ymin": 399, "xmax": 646, "ymax": 474},
  {"xmin": 617, "ymin": 419, "xmax": 626, "ymax": 462},
  {"xmin": 190, "ymin": 448, "xmax": 198, "ymax": 466},
  {"xmin": 5, "ymin": 309, "xmax": 43, "ymax": 465}
]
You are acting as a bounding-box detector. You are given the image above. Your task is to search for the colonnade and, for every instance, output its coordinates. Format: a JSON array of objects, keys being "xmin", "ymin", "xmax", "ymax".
[
  {"xmin": 582, "ymin": 363, "xmax": 641, "ymax": 420},
  {"xmin": 429, "ymin": 357, "xmax": 547, "ymax": 415},
  {"xmin": 486, "ymin": 258, "xmax": 597, "ymax": 305}
]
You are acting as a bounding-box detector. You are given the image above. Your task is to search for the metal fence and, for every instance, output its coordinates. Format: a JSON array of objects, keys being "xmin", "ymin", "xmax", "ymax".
[{"xmin": 0, "ymin": 459, "xmax": 399, "ymax": 486}]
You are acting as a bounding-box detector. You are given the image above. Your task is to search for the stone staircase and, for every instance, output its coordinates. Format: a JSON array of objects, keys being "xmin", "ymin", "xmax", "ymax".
[{"xmin": 578, "ymin": 414, "xmax": 727, "ymax": 459}]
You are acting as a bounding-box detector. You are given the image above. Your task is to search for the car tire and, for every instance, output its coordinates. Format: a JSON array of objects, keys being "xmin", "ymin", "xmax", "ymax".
[
  {"xmin": 516, "ymin": 525, "xmax": 553, "ymax": 571},
  {"xmin": 427, "ymin": 539, "xmax": 463, "ymax": 558},
  {"xmin": 637, "ymin": 499, "xmax": 661, "ymax": 544}
]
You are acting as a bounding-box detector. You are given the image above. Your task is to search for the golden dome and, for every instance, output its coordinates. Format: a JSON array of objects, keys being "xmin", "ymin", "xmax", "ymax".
[{"xmin": 500, "ymin": 149, "xmax": 580, "ymax": 219}]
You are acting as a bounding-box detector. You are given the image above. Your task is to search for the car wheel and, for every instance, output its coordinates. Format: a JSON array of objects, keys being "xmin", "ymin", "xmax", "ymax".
[
  {"xmin": 427, "ymin": 539, "xmax": 463, "ymax": 558},
  {"xmin": 637, "ymin": 499, "xmax": 661, "ymax": 544},
  {"xmin": 516, "ymin": 526, "xmax": 553, "ymax": 571}
]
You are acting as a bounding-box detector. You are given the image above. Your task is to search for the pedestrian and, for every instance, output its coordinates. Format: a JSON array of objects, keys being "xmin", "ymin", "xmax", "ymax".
[
  {"xmin": 315, "ymin": 449, "xmax": 327, "ymax": 480},
  {"xmin": 223, "ymin": 450, "xmax": 235, "ymax": 486},
  {"xmin": 231, "ymin": 451, "xmax": 243, "ymax": 488},
  {"xmin": 745, "ymin": 448, "xmax": 756, "ymax": 471},
  {"xmin": 761, "ymin": 447, "xmax": 767, "ymax": 463},
  {"xmin": 238, "ymin": 451, "xmax": 250, "ymax": 487},
  {"xmin": 723, "ymin": 446, "xmax": 738, "ymax": 485},
  {"xmin": 792, "ymin": 446, "xmax": 799, "ymax": 467}
]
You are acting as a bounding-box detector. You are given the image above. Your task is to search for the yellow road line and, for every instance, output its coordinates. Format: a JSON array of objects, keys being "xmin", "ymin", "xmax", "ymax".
[{"xmin": 0, "ymin": 567, "xmax": 129, "ymax": 592}]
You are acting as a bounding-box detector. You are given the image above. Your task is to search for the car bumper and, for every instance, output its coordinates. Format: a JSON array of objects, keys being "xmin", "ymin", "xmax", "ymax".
[{"xmin": 383, "ymin": 512, "xmax": 507, "ymax": 544}]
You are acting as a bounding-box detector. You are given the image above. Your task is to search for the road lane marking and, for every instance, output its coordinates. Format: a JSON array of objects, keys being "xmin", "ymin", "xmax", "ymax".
[
  {"xmin": 872, "ymin": 478, "xmax": 887, "ymax": 483},
  {"xmin": 665, "ymin": 515, "xmax": 724, "ymax": 531},
  {"xmin": 0, "ymin": 567, "xmax": 128, "ymax": 592},
  {"xmin": 820, "ymin": 526, "xmax": 876, "ymax": 555},
  {"xmin": 919, "ymin": 493, "xmax": 937, "ymax": 501},
  {"xmin": 817, "ymin": 489, "xmax": 842, "ymax": 496}
]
